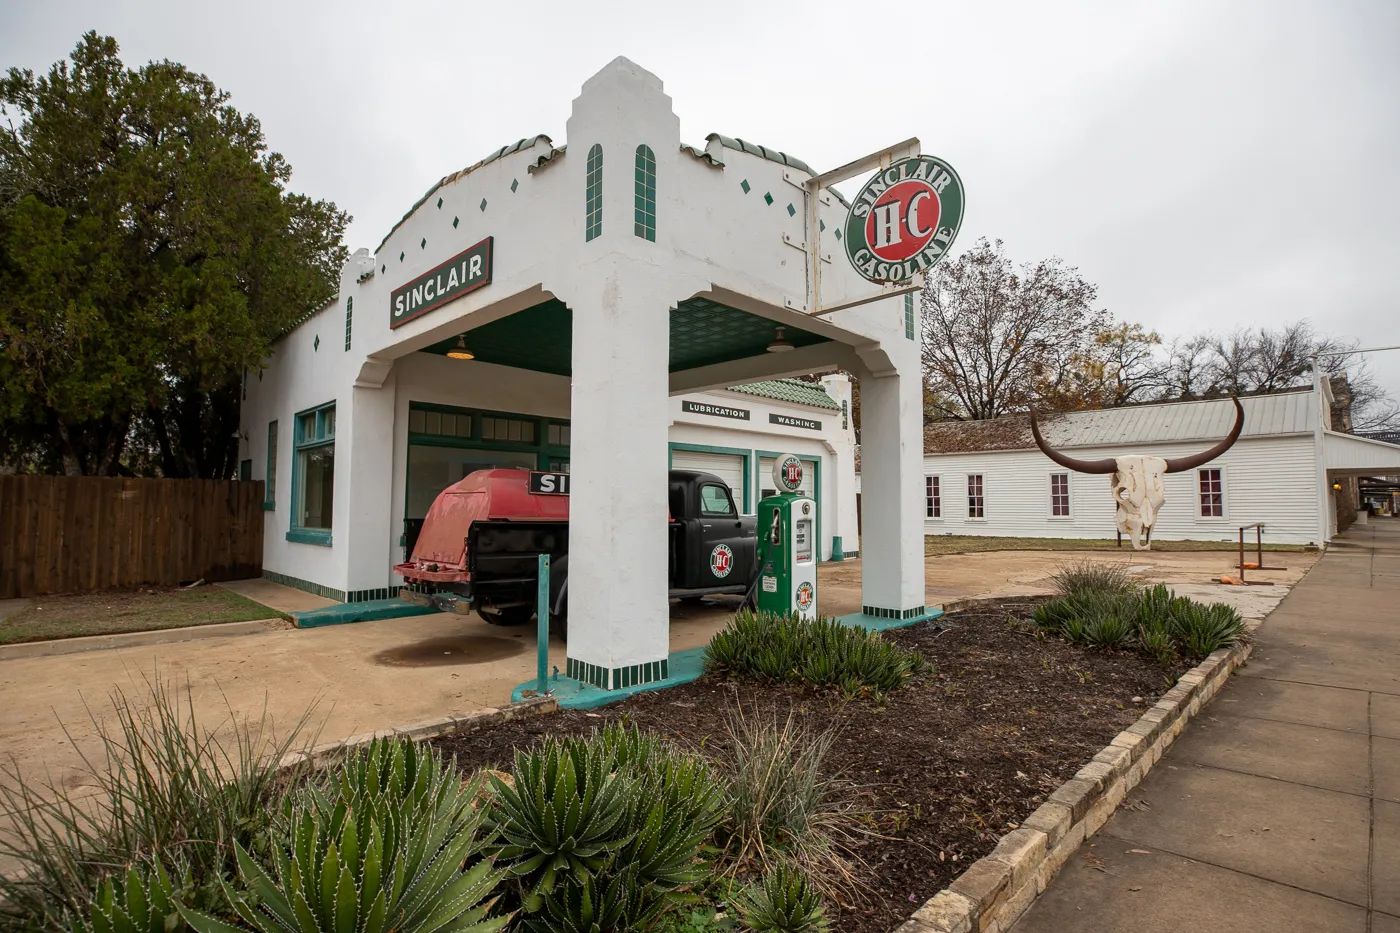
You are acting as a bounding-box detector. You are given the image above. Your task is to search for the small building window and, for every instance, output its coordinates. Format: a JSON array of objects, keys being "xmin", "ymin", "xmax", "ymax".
[
  {"xmin": 344, "ymin": 296, "xmax": 353, "ymax": 351},
  {"xmin": 585, "ymin": 144, "xmax": 603, "ymax": 241},
  {"xmin": 1050, "ymin": 472, "xmax": 1070, "ymax": 517},
  {"xmin": 967, "ymin": 474, "xmax": 984, "ymax": 519},
  {"xmin": 700, "ymin": 483, "xmax": 736, "ymax": 517},
  {"xmin": 634, "ymin": 144, "xmax": 656, "ymax": 241},
  {"xmin": 1199, "ymin": 468, "xmax": 1224, "ymax": 517},
  {"xmin": 904, "ymin": 293, "xmax": 915, "ymax": 340},
  {"xmin": 291, "ymin": 402, "xmax": 336, "ymax": 543},
  {"xmin": 239, "ymin": 459, "xmax": 252, "ymax": 481},
  {"xmin": 925, "ymin": 476, "xmax": 941, "ymax": 518},
  {"xmin": 265, "ymin": 421, "xmax": 278, "ymax": 508}
]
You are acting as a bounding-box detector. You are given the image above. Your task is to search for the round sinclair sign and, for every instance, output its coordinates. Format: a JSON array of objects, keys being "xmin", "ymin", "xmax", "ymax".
[
  {"xmin": 844, "ymin": 155, "xmax": 965, "ymax": 284},
  {"xmin": 773, "ymin": 454, "xmax": 804, "ymax": 493}
]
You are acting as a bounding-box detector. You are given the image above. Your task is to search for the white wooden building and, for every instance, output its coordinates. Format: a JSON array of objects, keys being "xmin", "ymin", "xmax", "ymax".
[{"xmin": 900, "ymin": 380, "xmax": 1400, "ymax": 547}]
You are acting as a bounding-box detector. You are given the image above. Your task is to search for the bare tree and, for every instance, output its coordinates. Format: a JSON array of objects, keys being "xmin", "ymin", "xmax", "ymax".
[{"xmin": 920, "ymin": 239, "xmax": 1105, "ymax": 420}]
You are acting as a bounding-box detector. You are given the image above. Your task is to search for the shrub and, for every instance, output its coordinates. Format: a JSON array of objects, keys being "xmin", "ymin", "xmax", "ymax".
[
  {"xmin": 1049, "ymin": 559, "xmax": 1138, "ymax": 600},
  {"xmin": 484, "ymin": 725, "xmax": 723, "ymax": 922},
  {"xmin": 734, "ymin": 862, "xmax": 828, "ymax": 933},
  {"xmin": 0, "ymin": 678, "xmax": 317, "ymax": 930},
  {"xmin": 705, "ymin": 611, "xmax": 923, "ymax": 695},
  {"xmin": 1170, "ymin": 601, "xmax": 1245, "ymax": 660},
  {"xmin": 1030, "ymin": 583, "xmax": 1246, "ymax": 666},
  {"xmin": 718, "ymin": 707, "xmax": 863, "ymax": 898},
  {"xmin": 70, "ymin": 860, "xmax": 186, "ymax": 933}
]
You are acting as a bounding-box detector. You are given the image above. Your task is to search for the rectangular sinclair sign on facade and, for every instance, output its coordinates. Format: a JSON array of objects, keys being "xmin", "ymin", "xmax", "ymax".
[{"xmin": 390, "ymin": 237, "xmax": 493, "ymax": 328}]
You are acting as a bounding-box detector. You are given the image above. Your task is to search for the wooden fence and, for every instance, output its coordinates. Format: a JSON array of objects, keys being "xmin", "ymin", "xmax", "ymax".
[{"xmin": 0, "ymin": 476, "xmax": 265, "ymax": 598}]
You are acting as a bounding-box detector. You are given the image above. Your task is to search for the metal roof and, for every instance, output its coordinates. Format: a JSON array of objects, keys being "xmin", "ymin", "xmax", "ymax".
[
  {"xmin": 926, "ymin": 389, "xmax": 1317, "ymax": 454},
  {"xmin": 727, "ymin": 379, "xmax": 840, "ymax": 411}
]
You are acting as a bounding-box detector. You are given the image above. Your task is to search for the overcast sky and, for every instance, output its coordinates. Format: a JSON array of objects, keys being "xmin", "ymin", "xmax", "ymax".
[{"xmin": 6, "ymin": 0, "xmax": 1398, "ymax": 397}]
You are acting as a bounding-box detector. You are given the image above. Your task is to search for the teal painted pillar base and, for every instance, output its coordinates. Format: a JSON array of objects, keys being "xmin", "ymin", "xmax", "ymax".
[
  {"xmin": 830, "ymin": 535, "xmax": 844, "ymax": 562},
  {"xmin": 514, "ymin": 645, "xmax": 707, "ymax": 709}
]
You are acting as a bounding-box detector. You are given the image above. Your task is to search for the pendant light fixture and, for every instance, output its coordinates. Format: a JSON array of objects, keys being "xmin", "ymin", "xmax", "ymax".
[
  {"xmin": 766, "ymin": 326, "xmax": 794, "ymax": 353},
  {"xmin": 445, "ymin": 335, "xmax": 475, "ymax": 360}
]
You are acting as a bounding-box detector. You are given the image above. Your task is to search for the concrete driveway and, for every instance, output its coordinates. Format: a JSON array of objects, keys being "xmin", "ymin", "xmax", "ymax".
[{"xmin": 0, "ymin": 546, "xmax": 1316, "ymax": 800}]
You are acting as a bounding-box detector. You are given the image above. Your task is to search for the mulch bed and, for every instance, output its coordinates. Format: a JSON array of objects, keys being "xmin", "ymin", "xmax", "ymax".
[{"xmin": 433, "ymin": 600, "xmax": 1185, "ymax": 933}]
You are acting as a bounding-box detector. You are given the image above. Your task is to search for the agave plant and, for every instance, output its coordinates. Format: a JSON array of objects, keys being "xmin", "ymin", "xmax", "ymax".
[
  {"xmin": 706, "ymin": 611, "xmax": 923, "ymax": 693},
  {"xmin": 180, "ymin": 773, "xmax": 508, "ymax": 933},
  {"xmin": 1170, "ymin": 601, "xmax": 1245, "ymax": 660},
  {"xmin": 734, "ymin": 862, "xmax": 828, "ymax": 933},
  {"xmin": 69, "ymin": 860, "xmax": 187, "ymax": 933}
]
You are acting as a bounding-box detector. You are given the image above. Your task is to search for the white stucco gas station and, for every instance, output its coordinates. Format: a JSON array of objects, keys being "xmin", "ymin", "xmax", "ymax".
[{"xmin": 241, "ymin": 57, "xmax": 960, "ymax": 691}]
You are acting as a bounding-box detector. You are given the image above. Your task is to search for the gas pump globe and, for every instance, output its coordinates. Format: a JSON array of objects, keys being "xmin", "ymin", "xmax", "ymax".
[{"xmin": 755, "ymin": 453, "xmax": 818, "ymax": 619}]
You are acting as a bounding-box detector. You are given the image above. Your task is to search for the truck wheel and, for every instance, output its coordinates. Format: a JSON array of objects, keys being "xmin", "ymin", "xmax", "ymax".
[
  {"xmin": 482, "ymin": 605, "xmax": 534, "ymax": 626},
  {"xmin": 679, "ymin": 596, "xmax": 707, "ymax": 605}
]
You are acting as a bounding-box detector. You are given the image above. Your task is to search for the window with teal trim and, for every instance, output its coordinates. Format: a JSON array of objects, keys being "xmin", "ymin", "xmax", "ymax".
[
  {"xmin": 291, "ymin": 403, "xmax": 335, "ymax": 544},
  {"xmin": 634, "ymin": 144, "xmax": 656, "ymax": 241},
  {"xmin": 585, "ymin": 144, "xmax": 603, "ymax": 241},
  {"xmin": 344, "ymin": 296, "xmax": 353, "ymax": 351},
  {"xmin": 265, "ymin": 421, "xmax": 278, "ymax": 509},
  {"xmin": 904, "ymin": 293, "xmax": 915, "ymax": 340}
]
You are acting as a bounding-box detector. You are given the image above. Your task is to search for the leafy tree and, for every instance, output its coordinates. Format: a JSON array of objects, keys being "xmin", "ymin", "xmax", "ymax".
[
  {"xmin": 919, "ymin": 238, "xmax": 1106, "ymax": 420},
  {"xmin": 0, "ymin": 33, "xmax": 347, "ymax": 475}
]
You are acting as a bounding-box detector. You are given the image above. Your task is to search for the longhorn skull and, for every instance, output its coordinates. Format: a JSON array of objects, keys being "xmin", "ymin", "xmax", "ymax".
[{"xmin": 1029, "ymin": 398, "xmax": 1245, "ymax": 550}]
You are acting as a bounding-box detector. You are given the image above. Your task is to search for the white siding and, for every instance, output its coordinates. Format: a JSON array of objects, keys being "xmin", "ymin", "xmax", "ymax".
[{"xmin": 923, "ymin": 435, "xmax": 1322, "ymax": 545}]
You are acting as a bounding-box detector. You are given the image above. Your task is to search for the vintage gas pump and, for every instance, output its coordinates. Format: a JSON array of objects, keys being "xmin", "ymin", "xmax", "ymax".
[{"xmin": 755, "ymin": 453, "xmax": 818, "ymax": 619}]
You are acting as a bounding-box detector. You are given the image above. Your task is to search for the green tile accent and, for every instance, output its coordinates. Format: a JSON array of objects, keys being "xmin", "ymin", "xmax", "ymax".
[
  {"xmin": 312, "ymin": 335, "xmax": 320, "ymax": 352},
  {"xmin": 479, "ymin": 198, "xmax": 487, "ymax": 212},
  {"xmin": 420, "ymin": 237, "xmax": 426, "ymax": 249},
  {"xmin": 904, "ymin": 293, "xmax": 915, "ymax": 340},
  {"xmin": 819, "ymin": 219, "xmax": 826, "ymax": 232},
  {"xmin": 399, "ymin": 251, "xmax": 404, "ymax": 261},
  {"xmin": 381, "ymin": 264, "xmax": 385, "ymax": 274},
  {"xmin": 860, "ymin": 604, "xmax": 930, "ymax": 620},
  {"xmin": 510, "ymin": 178, "xmax": 519, "ymax": 193},
  {"xmin": 585, "ymin": 144, "xmax": 603, "ymax": 242},
  {"xmin": 724, "ymin": 378, "xmax": 839, "ymax": 410},
  {"xmin": 436, "ymin": 197, "xmax": 443, "ymax": 209},
  {"xmin": 634, "ymin": 144, "xmax": 656, "ymax": 242},
  {"xmin": 263, "ymin": 569, "xmax": 345, "ymax": 602},
  {"xmin": 344, "ymin": 297, "xmax": 353, "ymax": 351},
  {"xmin": 786, "ymin": 203, "xmax": 796, "ymax": 217},
  {"xmin": 452, "ymin": 216, "xmax": 459, "ymax": 228},
  {"xmin": 669, "ymin": 298, "xmax": 829, "ymax": 372},
  {"xmin": 763, "ymin": 192, "xmax": 773, "ymax": 206},
  {"xmin": 740, "ymin": 179, "xmax": 750, "ymax": 194},
  {"xmin": 834, "ymin": 228, "xmax": 842, "ymax": 240}
]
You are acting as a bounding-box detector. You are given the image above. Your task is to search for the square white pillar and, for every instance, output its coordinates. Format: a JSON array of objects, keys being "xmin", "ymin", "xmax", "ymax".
[
  {"xmin": 343, "ymin": 379, "xmax": 398, "ymax": 600},
  {"xmin": 858, "ymin": 370, "xmax": 927, "ymax": 619},
  {"xmin": 564, "ymin": 257, "xmax": 672, "ymax": 688}
]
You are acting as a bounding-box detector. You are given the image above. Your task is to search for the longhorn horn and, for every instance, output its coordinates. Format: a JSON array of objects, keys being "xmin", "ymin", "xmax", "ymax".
[
  {"xmin": 1163, "ymin": 397, "xmax": 1245, "ymax": 473},
  {"xmin": 1029, "ymin": 409, "xmax": 1117, "ymax": 474}
]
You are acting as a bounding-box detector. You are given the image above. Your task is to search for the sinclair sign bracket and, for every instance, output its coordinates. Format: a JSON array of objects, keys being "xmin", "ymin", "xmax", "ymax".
[{"xmin": 801, "ymin": 137, "xmax": 920, "ymax": 317}]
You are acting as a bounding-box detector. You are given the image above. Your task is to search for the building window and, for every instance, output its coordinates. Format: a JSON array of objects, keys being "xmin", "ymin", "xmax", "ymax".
[
  {"xmin": 265, "ymin": 421, "xmax": 278, "ymax": 508},
  {"xmin": 925, "ymin": 476, "xmax": 941, "ymax": 518},
  {"xmin": 585, "ymin": 144, "xmax": 603, "ymax": 241},
  {"xmin": 634, "ymin": 144, "xmax": 656, "ymax": 241},
  {"xmin": 1050, "ymin": 472, "xmax": 1070, "ymax": 517},
  {"xmin": 344, "ymin": 296, "xmax": 353, "ymax": 351},
  {"xmin": 967, "ymin": 474, "xmax": 984, "ymax": 519},
  {"xmin": 291, "ymin": 402, "xmax": 335, "ymax": 544},
  {"xmin": 904, "ymin": 293, "xmax": 915, "ymax": 340},
  {"xmin": 1199, "ymin": 468, "xmax": 1224, "ymax": 517}
]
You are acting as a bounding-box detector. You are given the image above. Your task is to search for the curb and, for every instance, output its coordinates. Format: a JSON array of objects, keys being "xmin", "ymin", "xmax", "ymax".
[
  {"xmin": 276, "ymin": 695, "xmax": 559, "ymax": 772},
  {"xmin": 291, "ymin": 598, "xmax": 438, "ymax": 628},
  {"xmin": 0, "ymin": 618, "xmax": 282, "ymax": 661},
  {"xmin": 893, "ymin": 638, "xmax": 1251, "ymax": 933}
]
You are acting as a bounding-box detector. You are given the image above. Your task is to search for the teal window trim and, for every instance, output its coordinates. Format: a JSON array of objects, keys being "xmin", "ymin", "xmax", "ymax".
[
  {"xmin": 904, "ymin": 293, "xmax": 915, "ymax": 340},
  {"xmin": 345, "ymin": 296, "xmax": 353, "ymax": 351},
  {"xmin": 755, "ymin": 449, "xmax": 823, "ymax": 560},
  {"xmin": 289, "ymin": 400, "xmax": 336, "ymax": 546},
  {"xmin": 634, "ymin": 144, "xmax": 656, "ymax": 241},
  {"xmin": 404, "ymin": 401, "xmax": 571, "ymax": 524},
  {"xmin": 265, "ymin": 420, "xmax": 278, "ymax": 510},
  {"xmin": 585, "ymin": 144, "xmax": 603, "ymax": 241},
  {"xmin": 667, "ymin": 443, "xmax": 752, "ymax": 513}
]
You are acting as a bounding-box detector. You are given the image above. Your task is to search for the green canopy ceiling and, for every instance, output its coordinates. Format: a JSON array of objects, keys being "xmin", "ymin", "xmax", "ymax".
[{"xmin": 419, "ymin": 296, "xmax": 830, "ymax": 377}]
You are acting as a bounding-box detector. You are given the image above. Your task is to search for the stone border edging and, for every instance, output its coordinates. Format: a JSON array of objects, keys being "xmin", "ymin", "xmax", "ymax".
[
  {"xmin": 0, "ymin": 618, "xmax": 284, "ymax": 661},
  {"xmin": 894, "ymin": 638, "xmax": 1252, "ymax": 933},
  {"xmin": 276, "ymin": 695, "xmax": 559, "ymax": 772}
]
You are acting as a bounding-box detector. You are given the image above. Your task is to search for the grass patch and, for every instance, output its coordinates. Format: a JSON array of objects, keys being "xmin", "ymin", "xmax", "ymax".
[
  {"xmin": 0, "ymin": 586, "xmax": 279, "ymax": 645},
  {"xmin": 924, "ymin": 535, "xmax": 1312, "ymax": 557}
]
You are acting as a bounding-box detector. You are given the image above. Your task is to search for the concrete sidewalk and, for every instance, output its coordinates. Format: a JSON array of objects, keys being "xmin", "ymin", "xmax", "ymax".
[{"xmin": 1014, "ymin": 519, "xmax": 1400, "ymax": 933}]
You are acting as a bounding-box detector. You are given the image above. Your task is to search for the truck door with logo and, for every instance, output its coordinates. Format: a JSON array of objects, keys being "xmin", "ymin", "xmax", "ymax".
[{"xmin": 693, "ymin": 481, "xmax": 755, "ymax": 587}]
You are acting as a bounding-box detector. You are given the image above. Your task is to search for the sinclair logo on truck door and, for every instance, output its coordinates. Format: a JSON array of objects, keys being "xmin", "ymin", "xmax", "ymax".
[{"xmin": 844, "ymin": 156, "xmax": 964, "ymax": 284}]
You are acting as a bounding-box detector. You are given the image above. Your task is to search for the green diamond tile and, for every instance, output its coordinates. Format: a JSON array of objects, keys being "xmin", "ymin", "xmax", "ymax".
[
  {"xmin": 452, "ymin": 216, "xmax": 459, "ymax": 228},
  {"xmin": 399, "ymin": 251, "xmax": 404, "ymax": 261},
  {"xmin": 786, "ymin": 203, "xmax": 796, "ymax": 216},
  {"xmin": 510, "ymin": 178, "xmax": 519, "ymax": 193},
  {"xmin": 381, "ymin": 264, "xmax": 385, "ymax": 274},
  {"xmin": 835, "ymin": 228, "xmax": 842, "ymax": 240},
  {"xmin": 436, "ymin": 197, "xmax": 443, "ymax": 209},
  {"xmin": 819, "ymin": 219, "xmax": 826, "ymax": 232},
  {"xmin": 420, "ymin": 237, "xmax": 426, "ymax": 249},
  {"xmin": 313, "ymin": 335, "xmax": 320, "ymax": 351},
  {"xmin": 480, "ymin": 198, "xmax": 487, "ymax": 211},
  {"xmin": 740, "ymin": 179, "xmax": 751, "ymax": 194},
  {"xmin": 763, "ymin": 192, "xmax": 773, "ymax": 205}
]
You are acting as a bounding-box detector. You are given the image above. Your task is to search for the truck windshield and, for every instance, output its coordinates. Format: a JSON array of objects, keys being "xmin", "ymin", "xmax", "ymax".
[{"xmin": 700, "ymin": 484, "xmax": 736, "ymax": 517}]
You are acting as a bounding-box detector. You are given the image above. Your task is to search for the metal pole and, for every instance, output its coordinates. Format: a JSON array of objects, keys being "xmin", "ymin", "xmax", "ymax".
[
  {"xmin": 1238, "ymin": 527, "xmax": 1245, "ymax": 584},
  {"xmin": 536, "ymin": 553, "xmax": 550, "ymax": 694}
]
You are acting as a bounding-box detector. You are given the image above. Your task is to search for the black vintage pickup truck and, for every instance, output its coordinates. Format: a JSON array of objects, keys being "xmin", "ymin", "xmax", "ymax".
[{"xmin": 394, "ymin": 468, "xmax": 758, "ymax": 638}]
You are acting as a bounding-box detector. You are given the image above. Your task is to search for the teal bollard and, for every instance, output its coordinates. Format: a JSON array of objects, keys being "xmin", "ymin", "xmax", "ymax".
[
  {"xmin": 831, "ymin": 535, "xmax": 844, "ymax": 562},
  {"xmin": 536, "ymin": 553, "xmax": 550, "ymax": 694}
]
